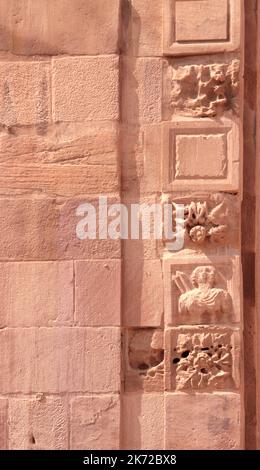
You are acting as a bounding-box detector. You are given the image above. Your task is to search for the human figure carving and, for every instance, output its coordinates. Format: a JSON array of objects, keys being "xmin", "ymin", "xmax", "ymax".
[{"xmin": 173, "ymin": 266, "xmax": 232, "ymax": 321}]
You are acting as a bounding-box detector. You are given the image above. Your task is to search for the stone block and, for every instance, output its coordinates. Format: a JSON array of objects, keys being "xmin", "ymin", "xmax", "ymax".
[
  {"xmin": 75, "ymin": 260, "xmax": 121, "ymax": 326},
  {"xmin": 9, "ymin": 396, "xmax": 68, "ymax": 450},
  {"xmin": 53, "ymin": 56, "xmax": 119, "ymax": 122},
  {"xmin": 70, "ymin": 395, "xmax": 120, "ymax": 450},
  {"xmin": 0, "ymin": 261, "xmax": 73, "ymax": 327},
  {"xmin": 165, "ymin": 392, "xmax": 241, "ymax": 449}
]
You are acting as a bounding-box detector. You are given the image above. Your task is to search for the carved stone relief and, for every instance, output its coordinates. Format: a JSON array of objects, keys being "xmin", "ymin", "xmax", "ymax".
[
  {"xmin": 124, "ymin": 329, "xmax": 164, "ymax": 392},
  {"xmin": 163, "ymin": 254, "xmax": 241, "ymax": 325},
  {"xmin": 165, "ymin": 60, "xmax": 240, "ymax": 118},
  {"xmin": 162, "ymin": 193, "xmax": 239, "ymax": 250},
  {"xmin": 165, "ymin": 327, "xmax": 240, "ymax": 391}
]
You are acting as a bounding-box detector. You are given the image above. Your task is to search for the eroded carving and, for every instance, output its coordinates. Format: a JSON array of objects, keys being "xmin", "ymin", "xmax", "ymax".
[
  {"xmin": 171, "ymin": 330, "xmax": 236, "ymax": 391},
  {"xmin": 168, "ymin": 193, "xmax": 239, "ymax": 247},
  {"xmin": 125, "ymin": 329, "xmax": 164, "ymax": 391},
  {"xmin": 168, "ymin": 60, "xmax": 239, "ymax": 117},
  {"xmin": 173, "ymin": 266, "xmax": 232, "ymax": 322}
]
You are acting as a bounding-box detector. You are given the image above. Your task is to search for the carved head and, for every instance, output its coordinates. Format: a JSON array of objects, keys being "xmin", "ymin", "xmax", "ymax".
[{"xmin": 191, "ymin": 266, "xmax": 216, "ymax": 289}]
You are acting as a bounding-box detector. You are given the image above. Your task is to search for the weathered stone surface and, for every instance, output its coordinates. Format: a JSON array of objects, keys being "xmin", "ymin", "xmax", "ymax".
[
  {"xmin": 0, "ymin": 122, "xmax": 118, "ymax": 165},
  {"xmin": 122, "ymin": 58, "xmax": 162, "ymax": 123},
  {"xmin": 0, "ymin": 197, "xmax": 121, "ymax": 260},
  {"xmin": 165, "ymin": 393, "xmax": 241, "ymax": 450},
  {"xmin": 124, "ymin": 0, "xmax": 163, "ymax": 56},
  {"xmin": 7, "ymin": 0, "xmax": 120, "ymax": 55},
  {"xmin": 0, "ymin": 261, "xmax": 73, "ymax": 327},
  {"xmin": 165, "ymin": 327, "xmax": 240, "ymax": 392},
  {"xmin": 9, "ymin": 397, "xmax": 68, "ymax": 450},
  {"xmin": 75, "ymin": 260, "xmax": 121, "ymax": 326},
  {"xmin": 0, "ymin": 327, "xmax": 120, "ymax": 393},
  {"xmin": 123, "ymin": 259, "xmax": 163, "ymax": 326},
  {"xmin": 122, "ymin": 393, "xmax": 164, "ymax": 450},
  {"xmin": 0, "ymin": 399, "xmax": 8, "ymax": 450},
  {"xmin": 0, "ymin": 61, "xmax": 51, "ymax": 127},
  {"xmin": 163, "ymin": 59, "xmax": 240, "ymax": 118},
  {"xmin": 124, "ymin": 329, "xmax": 164, "ymax": 391},
  {"xmin": 53, "ymin": 56, "xmax": 119, "ymax": 122},
  {"xmin": 70, "ymin": 395, "xmax": 120, "ymax": 450}
]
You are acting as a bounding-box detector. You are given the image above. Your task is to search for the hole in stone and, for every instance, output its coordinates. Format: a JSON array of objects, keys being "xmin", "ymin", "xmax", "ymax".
[
  {"xmin": 218, "ymin": 344, "xmax": 222, "ymax": 348},
  {"xmin": 173, "ymin": 357, "xmax": 180, "ymax": 364},
  {"xmin": 200, "ymin": 368, "xmax": 208, "ymax": 374},
  {"xmin": 201, "ymin": 347, "xmax": 209, "ymax": 351},
  {"xmin": 181, "ymin": 350, "xmax": 190, "ymax": 358},
  {"xmin": 207, "ymin": 352, "xmax": 212, "ymax": 357},
  {"xmin": 29, "ymin": 434, "xmax": 36, "ymax": 445},
  {"xmin": 138, "ymin": 363, "xmax": 149, "ymax": 370}
]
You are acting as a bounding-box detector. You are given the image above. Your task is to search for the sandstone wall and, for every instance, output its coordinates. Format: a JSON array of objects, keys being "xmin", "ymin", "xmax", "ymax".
[{"xmin": 0, "ymin": 0, "xmax": 245, "ymax": 450}]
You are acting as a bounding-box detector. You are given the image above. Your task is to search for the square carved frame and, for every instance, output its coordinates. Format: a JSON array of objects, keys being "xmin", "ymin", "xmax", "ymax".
[
  {"xmin": 163, "ymin": 0, "xmax": 241, "ymax": 56},
  {"xmin": 162, "ymin": 117, "xmax": 240, "ymax": 192}
]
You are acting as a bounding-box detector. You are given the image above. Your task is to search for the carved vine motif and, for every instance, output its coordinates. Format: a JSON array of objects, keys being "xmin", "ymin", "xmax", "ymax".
[
  {"xmin": 170, "ymin": 194, "xmax": 237, "ymax": 246},
  {"xmin": 173, "ymin": 266, "xmax": 233, "ymax": 321},
  {"xmin": 172, "ymin": 332, "xmax": 234, "ymax": 391},
  {"xmin": 169, "ymin": 60, "xmax": 240, "ymax": 117}
]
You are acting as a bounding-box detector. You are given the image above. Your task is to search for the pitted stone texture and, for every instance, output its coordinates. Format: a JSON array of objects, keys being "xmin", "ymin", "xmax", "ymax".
[
  {"xmin": 70, "ymin": 395, "xmax": 120, "ymax": 450},
  {"xmin": 163, "ymin": 59, "xmax": 240, "ymax": 118},
  {"xmin": 75, "ymin": 260, "xmax": 121, "ymax": 326},
  {"xmin": 122, "ymin": 58, "xmax": 162, "ymax": 124},
  {"xmin": 123, "ymin": 259, "xmax": 163, "ymax": 326},
  {"xmin": 0, "ymin": 197, "xmax": 121, "ymax": 260},
  {"xmin": 0, "ymin": 262, "xmax": 73, "ymax": 327},
  {"xmin": 9, "ymin": 397, "xmax": 68, "ymax": 450},
  {"xmin": 165, "ymin": 393, "xmax": 241, "ymax": 450},
  {"xmin": 0, "ymin": 399, "xmax": 8, "ymax": 450},
  {"xmin": 6, "ymin": 0, "xmax": 120, "ymax": 55},
  {"xmin": 0, "ymin": 61, "xmax": 51, "ymax": 127},
  {"xmin": 53, "ymin": 56, "xmax": 119, "ymax": 122},
  {"xmin": 165, "ymin": 326, "xmax": 240, "ymax": 392},
  {"xmin": 122, "ymin": 394, "xmax": 164, "ymax": 450},
  {"xmin": 0, "ymin": 327, "xmax": 120, "ymax": 393}
]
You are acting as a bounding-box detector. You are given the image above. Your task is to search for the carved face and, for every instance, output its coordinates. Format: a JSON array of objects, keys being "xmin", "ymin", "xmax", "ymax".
[{"xmin": 191, "ymin": 266, "xmax": 216, "ymax": 289}]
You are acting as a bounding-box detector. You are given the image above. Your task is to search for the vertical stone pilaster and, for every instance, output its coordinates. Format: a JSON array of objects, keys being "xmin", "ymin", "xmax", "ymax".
[{"xmin": 122, "ymin": 0, "xmax": 244, "ymax": 450}]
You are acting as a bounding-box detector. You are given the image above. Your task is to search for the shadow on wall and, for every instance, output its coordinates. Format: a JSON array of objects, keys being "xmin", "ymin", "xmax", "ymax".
[{"xmin": 120, "ymin": 0, "xmax": 144, "ymax": 450}]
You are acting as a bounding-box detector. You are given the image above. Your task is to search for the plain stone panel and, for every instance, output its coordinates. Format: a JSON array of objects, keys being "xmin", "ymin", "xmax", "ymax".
[
  {"xmin": 9, "ymin": 0, "xmax": 120, "ymax": 55},
  {"xmin": 75, "ymin": 260, "xmax": 121, "ymax": 326},
  {"xmin": 122, "ymin": 393, "xmax": 164, "ymax": 450},
  {"xmin": 70, "ymin": 395, "xmax": 120, "ymax": 450},
  {"xmin": 0, "ymin": 197, "xmax": 121, "ymax": 260},
  {"xmin": 165, "ymin": 393, "xmax": 241, "ymax": 450},
  {"xmin": 0, "ymin": 261, "xmax": 73, "ymax": 327},
  {"xmin": 9, "ymin": 397, "xmax": 68, "ymax": 450},
  {"xmin": 0, "ymin": 61, "xmax": 51, "ymax": 127},
  {"xmin": 53, "ymin": 56, "xmax": 119, "ymax": 122},
  {"xmin": 0, "ymin": 327, "xmax": 121, "ymax": 393},
  {"xmin": 123, "ymin": 259, "xmax": 163, "ymax": 326}
]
